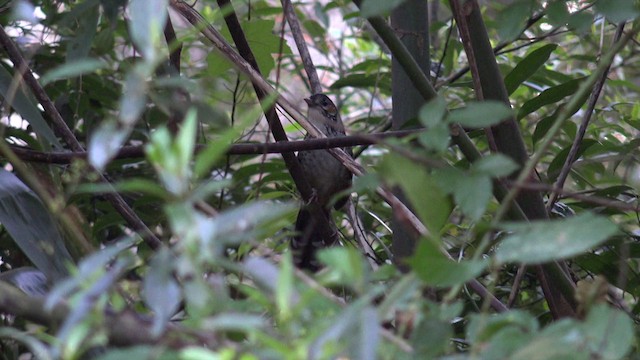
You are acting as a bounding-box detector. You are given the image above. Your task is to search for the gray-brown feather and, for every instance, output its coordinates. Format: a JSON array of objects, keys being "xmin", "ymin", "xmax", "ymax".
[{"xmin": 292, "ymin": 94, "xmax": 353, "ymax": 270}]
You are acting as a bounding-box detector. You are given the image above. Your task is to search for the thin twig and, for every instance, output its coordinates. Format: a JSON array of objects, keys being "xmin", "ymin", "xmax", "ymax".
[
  {"xmin": 347, "ymin": 199, "xmax": 379, "ymax": 270},
  {"xmin": 507, "ymin": 180, "xmax": 640, "ymax": 213},
  {"xmin": 281, "ymin": 0, "xmax": 322, "ymax": 94},
  {"xmin": 507, "ymin": 265, "xmax": 527, "ymax": 307},
  {"xmin": 546, "ymin": 22, "xmax": 627, "ymax": 210},
  {"xmin": 0, "ymin": 281, "xmax": 214, "ymax": 348}
]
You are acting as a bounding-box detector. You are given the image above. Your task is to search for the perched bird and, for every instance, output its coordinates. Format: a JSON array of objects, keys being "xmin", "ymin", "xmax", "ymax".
[{"xmin": 292, "ymin": 94, "xmax": 352, "ymax": 270}]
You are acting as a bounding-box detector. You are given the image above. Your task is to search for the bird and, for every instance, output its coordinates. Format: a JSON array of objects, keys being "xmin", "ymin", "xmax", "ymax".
[{"xmin": 292, "ymin": 94, "xmax": 353, "ymax": 270}]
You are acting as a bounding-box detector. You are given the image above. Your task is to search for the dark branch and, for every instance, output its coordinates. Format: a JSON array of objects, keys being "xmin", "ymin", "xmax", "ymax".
[
  {"xmin": 0, "ymin": 281, "xmax": 213, "ymax": 348},
  {"xmin": 9, "ymin": 130, "xmax": 419, "ymax": 164},
  {"xmin": 281, "ymin": 0, "xmax": 322, "ymax": 94}
]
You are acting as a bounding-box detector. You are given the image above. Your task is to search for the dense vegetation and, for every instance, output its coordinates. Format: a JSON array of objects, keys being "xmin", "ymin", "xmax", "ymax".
[{"xmin": 0, "ymin": 0, "xmax": 639, "ymax": 358}]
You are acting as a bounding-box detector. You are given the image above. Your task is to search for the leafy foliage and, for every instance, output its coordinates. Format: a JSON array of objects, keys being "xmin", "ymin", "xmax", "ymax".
[{"xmin": 0, "ymin": 0, "xmax": 639, "ymax": 359}]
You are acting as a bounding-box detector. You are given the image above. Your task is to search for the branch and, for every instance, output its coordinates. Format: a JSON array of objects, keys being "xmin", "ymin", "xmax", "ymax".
[
  {"xmin": 163, "ymin": 15, "xmax": 188, "ymax": 134},
  {"xmin": 0, "ymin": 281, "xmax": 211, "ymax": 348},
  {"xmin": 449, "ymin": 0, "xmax": 577, "ymax": 318},
  {"xmin": 508, "ymin": 180, "xmax": 640, "ymax": 213},
  {"xmin": 281, "ymin": 0, "xmax": 322, "ymax": 93},
  {"xmin": 546, "ymin": 22, "xmax": 627, "ymax": 210},
  {"xmin": 214, "ymin": 0, "xmax": 313, "ymax": 201},
  {"xmin": 9, "ymin": 130, "xmax": 419, "ymax": 164},
  {"xmin": 352, "ymin": 0, "xmax": 437, "ymax": 101}
]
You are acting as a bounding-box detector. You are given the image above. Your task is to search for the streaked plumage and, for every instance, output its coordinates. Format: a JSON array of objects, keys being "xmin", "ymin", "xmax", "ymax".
[{"xmin": 292, "ymin": 94, "xmax": 352, "ymax": 270}]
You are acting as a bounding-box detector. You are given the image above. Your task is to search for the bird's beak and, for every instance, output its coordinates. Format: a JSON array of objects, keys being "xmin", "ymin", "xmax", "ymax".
[{"xmin": 304, "ymin": 98, "xmax": 312, "ymax": 106}]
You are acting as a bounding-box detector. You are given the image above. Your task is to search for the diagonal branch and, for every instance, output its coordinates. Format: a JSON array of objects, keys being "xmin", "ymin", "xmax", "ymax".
[
  {"xmin": 0, "ymin": 281, "xmax": 214, "ymax": 348},
  {"xmin": 215, "ymin": 0, "xmax": 311, "ymax": 198},
  {"xmin": 215, "ymin": 0, "xmax": 333, "ymax": 247},
  {"xmin": 281, "ymin": 0, "xmax": 322, "ymax": 94},
  {"xmin": 546, "ymin": 22, "xmax": 627, "ymax": 210}
]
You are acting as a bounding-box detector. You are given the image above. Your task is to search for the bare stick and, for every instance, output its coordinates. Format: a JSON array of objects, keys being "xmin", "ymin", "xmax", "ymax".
[{"xmin": 281, "ymin": 0, "xmax": 322, "ymax": 93}]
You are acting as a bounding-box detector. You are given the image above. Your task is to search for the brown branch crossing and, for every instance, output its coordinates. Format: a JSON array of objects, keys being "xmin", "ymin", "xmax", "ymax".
[{"xmin": 9, "ymin": 130, "xmax": 419, "ymax": 164}]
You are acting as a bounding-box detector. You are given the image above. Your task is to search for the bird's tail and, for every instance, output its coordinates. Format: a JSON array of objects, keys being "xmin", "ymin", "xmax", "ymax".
[{"xmin": 292, "ymin": 206, "xmax": 338, "ymax": 271}]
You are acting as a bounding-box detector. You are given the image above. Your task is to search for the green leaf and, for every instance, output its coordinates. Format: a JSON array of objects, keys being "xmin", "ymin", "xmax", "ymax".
[
  {"xmin": 468, "ymin": 311, "xmax": 538, "ymax": 344},
  {"xmin": 504, "ymin": 44, "xmax": 557, "ymax": 95},
  {"xmin": 454, "ymin": 174, "xmax": 492, "ymax": 221},
  {"xmin": 517, "ymin": 77, "xmax": 584, "ymax": 120},
  {"xmin": 88, "ymin": 119, "xmax": 130, "ymax": 171},
  {"xmin": 74, "ymin": 179, "xmax": 170, "ymax": 200},
  {"xmin": 276, "ymin": 253, "xmax": 295, "ymax": 321},
  {"xmin": 201, "ymin": 313, "xmax": 266, "ymax": 333},
  {"xmin": 546, "ymin": 139, "xmax": 598, "ymax": 182},
  {"xmin": 353, "ymin": 307, "xmax": 379, "ymax": 360},
  {"xmin": 595, "ymin": 0, "xmax": 640, "ymax": 22},
  {"xmin": 418, "ymin": 122, "xmax": 451, "ymax": 153},
  {"xmin": 582, "ymin": 304, "xmax": 634, "ymax": 359},
  {"xmin": 243, "ymin": 257, "xmax": 280, "ymax": 294},
  {"xmin": 0, "ymin": 66, "xmax": 62, "ymax": 149},
  {"xmin": 532, "ymin": 113, "xmax": 556, "ymax": 146},
  {"xmin": 0, "ymin": 267, "xmax": 49, "ymax": 297},
  {"xmin": 95, "ymin": 347, "xmax": 178, "ymax": 360},
  {"xmin": 359, "ymin": 0, "xmax": 408, "ymax": 17},
  {"xmin": 143, "ymin": 248, "xmax": 182, "ymax": 337},
  {"xmin": 447, "ymin": 101, "xmax": 513, "ymax": 128},
  {"xmin": 119, "ymin": 66, "xmax": 148, "ymax": 126},
  {"xmin": 545, "ymin": 0, "xmax": 570, "ymax": 27},
  {"xmin": 40, "ymin": 59, "xmax": 107, "ymax": 86},
  {"xmin": 90, "ymin": 65, "xmax": 150, "ymax": 170},
  {"xmin": 410, "ymin": 302, "xmax": 459, "ymax": 357},
  {"xmin": 468, "ymin": 311, "xmax": 539, "ymax": 358},
  {"xmin": 471, "ymin": 154, "xmax": 520, "ymax": 178},
  {"xmin": 243, "ymin": 19, "xmax": 291, "ymax": 76},
  {"xmin": 219, "ymin": 19, "xmax": 291, "ymax": 76},
  {"xmin": 309, "ymin": 298, "xmax": 377, "ymax": 359},
  {"xmin": 146, "ymin": 110, "xmax": 197, "ymax": 196},
  {"xmin": 379, "ymin": 153, "xmax": 451, "ymax": 233},
  {"xmin": 66, "ymin": 1, "xmax": 100, "ymax": 61},
  {"xmin": 178, "ymin": 348, "xmax": 236, "ymax": 360},
  {"xmin": 408, "ymin": 241, "xmax": 487, "ymax": 287},
  {"xmin": 196, "ymin": 202, "xmax": 295, "ymax": 255},
  {"xmin": 330, "ymin": 72, "xmax": 392, "ymax": 93},
  {"xmin": 127, "ymin": 0, "xmax": 168, "ymax": 61},
  {"xmin": 317, "ymin": 247, "xmax": 367, "ymax": 293},
  {"xmin": 495, "ymin": 212, "xmax": 618, "ymax": 264},
  {"xmin": 567, "ymin": 11, "xmax": 594, "ymax": 33},
  {"xmin": 510, "ymin": 320, "xmax": 590, "ymax": 359},
  {"xmin": 418, "ymin": 96, "xmax": 447, "ymax": 127},
  {"xmin": 194, "ymin": 93, "xmax": 276, "ymax": 179},
  {"xmin": 434, "ymin": 167, "xmax": 492, "ymax": 221},
  {"xmin": 509, "ymin": 304, "xmax": 633, "ymax": 360},
  {"xmin": 0, "ymin": 169, "xmax": 72, "ymax": 282},
  {"xmin": 496, "ymin": 0, "xmax": 536, "ymax": 41}
]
